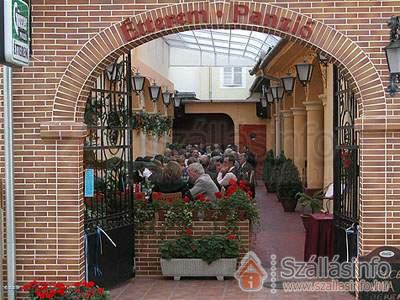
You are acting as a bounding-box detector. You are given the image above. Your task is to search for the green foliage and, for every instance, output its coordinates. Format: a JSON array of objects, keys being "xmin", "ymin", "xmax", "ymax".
[
  {"xmin": 216, "ymin": 182, "xmax": 260, "ymax": 232},
  {"xmin": 189, "ymin": 197, "xmax": 214, "ymax": 219},
  {"xmin": 160, "ymin": 234, "xmax": 240, "ymax": 264},
  {"xmin": 265, "ymin": 151, "xmax": 287, "ymax": 193},
  {"xmin": 160, "ymin": 235, "xmax": 196, "ymax": 260},
  {"xmin": 132, "ymin": 111, "xmax": 172, "ymax": 137},
  {"xmin": 134, "ymin": 198, "xmax": 155, "ymax": 231},
  {"xmin": 21, "ymin": 281, "xmax": 109, "ymax": 300},
  {"xmin": 296, "ymin": 189, "xmax": 324, "ymax": 213},
  {"xmin": 277, "ymin": 159, "xmax": 303, "ymax": 201},
  {"xmin": 166, "ymin": 142, "xmax": 185, "ymax": 150},
  {"xmin": 164, "ymin": 200, "xmax": 193, "ymax": 229},
  {"xmin": 263, "ymin": 149, "xmax": 274, "ymax": 182}
]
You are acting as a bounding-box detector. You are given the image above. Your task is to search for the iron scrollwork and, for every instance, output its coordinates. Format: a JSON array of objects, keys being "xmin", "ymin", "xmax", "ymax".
[
  {"xmin": 83, "ymin": 54, "xmax": 134, "ymax": 233},
  {"xmin": 333, "ymin": 66, "xmax": 359, "ymax": 263}
]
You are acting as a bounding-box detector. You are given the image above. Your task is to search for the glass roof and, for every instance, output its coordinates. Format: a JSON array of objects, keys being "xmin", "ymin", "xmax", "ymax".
[{"xmin": 163, "ymin": 29, "xmax": 280, "ymax": 62}]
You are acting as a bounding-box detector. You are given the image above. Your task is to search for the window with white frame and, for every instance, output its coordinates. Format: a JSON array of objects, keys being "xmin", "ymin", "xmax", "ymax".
[{"xmin": 222, "ymin": 66, "xmax": 244, "ymax": 87}]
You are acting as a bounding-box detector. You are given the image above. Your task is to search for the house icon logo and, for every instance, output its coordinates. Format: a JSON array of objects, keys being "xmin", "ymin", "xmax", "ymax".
[{"xmin": 234, "ymin": 251, "xmax": 268, "ymax": 292}]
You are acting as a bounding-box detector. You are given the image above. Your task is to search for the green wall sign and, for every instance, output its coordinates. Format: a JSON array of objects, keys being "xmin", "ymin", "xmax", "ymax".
[{"xmin": 0, "ymin": 0, "xmax": 30, "ymax": 66}]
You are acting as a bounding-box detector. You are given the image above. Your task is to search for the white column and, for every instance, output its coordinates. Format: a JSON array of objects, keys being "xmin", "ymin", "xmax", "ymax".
[
  {"xmin": 274, "ymin": 102, "xmax": 281, "ymax": 156},
  {"xmin": 291, "ymin": 107, "xmax": 307, "ymax": 183},
  {"xmin": 323, "ymin": 65, "xmax": 334, "ymax": 187},
  {"xmin": 140, "ymin": 93, "xmax": 146, "ymax": 157},
  {"xmin": 281, "ymin": 110, "xmax": 294, "ymax": 160},
  {"xmin": 304, "ymin": 100, "xmax": 324, "ymax": 189}
]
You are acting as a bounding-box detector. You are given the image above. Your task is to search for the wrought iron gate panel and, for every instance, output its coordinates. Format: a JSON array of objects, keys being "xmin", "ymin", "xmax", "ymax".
[
  {"xmin": 333, "ymin": 65, "xmax": 359, "ymax": 263},
  {"xmin": 83, "ymin": 53, "xmax": 135, "ymax": 287}
]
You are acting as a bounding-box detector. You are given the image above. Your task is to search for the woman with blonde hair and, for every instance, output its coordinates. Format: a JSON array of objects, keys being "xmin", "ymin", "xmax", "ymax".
[{"xmin": 153, "ymin": 161, "xmax": 188, "ymax": 193}]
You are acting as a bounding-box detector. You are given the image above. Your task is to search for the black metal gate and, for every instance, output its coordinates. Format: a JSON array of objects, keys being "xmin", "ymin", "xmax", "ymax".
[
  {"xmin": 83, "ymin": 53, "xmax": 135, "ymax": 288},
  {"xmin": 333, "ymin": 65, "xmax": 359, "ymax": 263}
]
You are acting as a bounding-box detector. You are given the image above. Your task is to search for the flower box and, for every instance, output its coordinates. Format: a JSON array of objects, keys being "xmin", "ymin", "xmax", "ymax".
[{"xmin": 160, "ymin": 258, "xmax": 237, "ymax": 281}]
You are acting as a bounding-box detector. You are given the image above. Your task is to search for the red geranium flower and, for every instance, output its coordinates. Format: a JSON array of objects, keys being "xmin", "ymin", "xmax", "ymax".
[
  {"xmin": 239, "ymin": 180, "xmax": 249, "ymax": 191},
  {"xmin": 225, "ymin": 185, "xmax": 238, "ymax": 197},
  {"xmin": 135, "ymin": 192, "xmax": 145, "ymax": 200},
  {"xmin": 215, "ymin": 191, "xmax": 223, "ymax": 199},
  {"xmin": 227, "ymin": 234, "xmax": 237, "ymax": 240},
  {"xmin": 183, "ymin": 196, "xmax": 190, "ymax": 203},
  {"xmin": 185, "ymin": 229, "xmax": 193, "ymax": 236},
  {"xmin": 152, "ymin": 192, "xmax": 161, "ymax": 201},
  {"xmin": 228, "ymin": 178, "xmax": 238, "ymax": 186},
  {"xmin": 55, "ymin": 283, "xmax": 65, "ymax": 290},
  {"xmin": 98, "ymin": 287, "xmax": 104, "ymax": 295},
  {"xmin": 195, "ymin": 193, "xmax": 206, "ymax": 202}
]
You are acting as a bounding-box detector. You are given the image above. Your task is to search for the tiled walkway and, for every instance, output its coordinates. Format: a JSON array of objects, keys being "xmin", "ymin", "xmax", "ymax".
[
  {"xmin": 252, "ymin": 186, "xmax": 304, "ymax": 269},
  {"xmin": 110, "ymin": 183, "xmax": 355, "ymax": 300},
  {"xmin": 111, "ymin": 277, "xmax": 353, "ymax": 299}
]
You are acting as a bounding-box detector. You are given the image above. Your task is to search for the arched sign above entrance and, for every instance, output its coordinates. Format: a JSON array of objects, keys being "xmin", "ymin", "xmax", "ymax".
[
  {"xmin": 49, "ymin": 1, "xmax": 386, "ymax": 123},
  {"xmin": 120, "ymin": 3, "xmax": 314, "ymax": 43}
]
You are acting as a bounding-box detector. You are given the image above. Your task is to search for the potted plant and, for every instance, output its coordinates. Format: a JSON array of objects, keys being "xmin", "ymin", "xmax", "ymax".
[
  {"xmin": 160, "ymin": 232, "xmax": 240, "ymax": 280},
  {"xmin": 190, "ymin": 193, "xmax": 214, "ymax": 221},
  {"xmin": 133, "ymin": 192, "xmax": 155, "ymax": 232},
  {"xmin": 296, "ymin": 189, "xmax": 324, "ymax": 230},
  {"xmin": 268, "ymin": 151, "xmax": 287, "ymax": 194},
  {"xmin": 263, "ymin": 149, "xmax": 274, "ymax": 191},
  {"xmin": 21, "ymin": 280, "xmax": 110, "ymax": 299},
  {"xmin": 277, "ymin": 159, "xmax": 303, "ymax": 212},
  {"xmin": 216, "ymin": 180, "xmax": 260, "ymax": 232},
  {"xmin": 163, "ymin": 199, "xmax": 193, "ymax": 230}
]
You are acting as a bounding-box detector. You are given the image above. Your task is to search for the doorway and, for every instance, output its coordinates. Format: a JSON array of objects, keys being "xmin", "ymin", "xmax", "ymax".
[{"xmin": 239, "ymin": 124, "xmax": 266, "ymax": 177}]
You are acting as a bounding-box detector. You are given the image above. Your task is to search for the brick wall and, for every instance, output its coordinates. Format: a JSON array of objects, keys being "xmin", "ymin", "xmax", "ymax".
[
  {"xmin": 136, "ymin": 220, "xmax": 250, "ymax": 276},
  {"xmin": 0, "ymin": 0, "xmax": 398, "ymax": 289}
]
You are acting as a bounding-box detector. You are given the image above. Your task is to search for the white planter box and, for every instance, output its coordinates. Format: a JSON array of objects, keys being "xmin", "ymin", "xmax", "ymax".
[{"xmin": 160, "ymin": 258, "xmax": 237, "ymax": 280}]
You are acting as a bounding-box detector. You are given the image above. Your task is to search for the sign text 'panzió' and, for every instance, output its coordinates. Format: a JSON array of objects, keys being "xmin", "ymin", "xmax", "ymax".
[{"xmin": 120, "ymin": 3, "xmax": 314, "ymax": 42}]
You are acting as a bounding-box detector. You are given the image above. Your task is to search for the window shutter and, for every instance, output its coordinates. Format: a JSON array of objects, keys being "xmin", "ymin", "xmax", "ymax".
[
  {"xmin": 223, "ymin": 67, "xmax": 232, "ymax": 86},
  {"xmin": 233, "ymin": 67, "xmax": 242, "ymax": 86},
  {"xmin": 223, "ymin": 67, "xmax": 243, "ymax": 87}
]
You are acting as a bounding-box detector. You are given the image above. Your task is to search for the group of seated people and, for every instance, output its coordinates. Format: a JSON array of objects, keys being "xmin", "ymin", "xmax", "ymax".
[{"xmin": 133, "ymin": 143, "xmax": 257, "ymax": 201}]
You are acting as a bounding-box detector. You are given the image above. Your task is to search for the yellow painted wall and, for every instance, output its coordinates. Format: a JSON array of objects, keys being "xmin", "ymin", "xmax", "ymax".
[
  {"xmin": 131, "ymin": 57, "xmax": 174, "ymax": 158},
  {"xmin": 261, "ymin": 41, "xmax": 329, "ymax": 189},
  {"xmin": 184, "ymin": 102, "xmax": 269, "ymax": 147}
]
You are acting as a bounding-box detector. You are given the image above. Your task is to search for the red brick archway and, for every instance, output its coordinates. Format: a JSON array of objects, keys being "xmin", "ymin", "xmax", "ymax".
[
  {"xmin": 50, "ymin": 1, "xmax": 385, "ymax": 124},
  {"xmin": 38, "ymin": 0, "xmax": 394, "ymax": 264}
]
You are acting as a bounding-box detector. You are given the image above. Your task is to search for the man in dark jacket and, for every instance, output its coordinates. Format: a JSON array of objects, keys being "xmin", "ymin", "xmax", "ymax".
[{"xmin": 238, "ymin": 152, "xmax": 255, "ymax": 198}]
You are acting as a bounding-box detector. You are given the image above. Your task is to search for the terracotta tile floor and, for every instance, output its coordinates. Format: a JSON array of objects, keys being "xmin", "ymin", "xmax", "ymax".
[
  {"xmin": 110, "ymin": 182, "xmax": 355, "ymax": 300},
  {"xmin": 111, "ymin": 277, "xmax": 354, "ymax": 299}
]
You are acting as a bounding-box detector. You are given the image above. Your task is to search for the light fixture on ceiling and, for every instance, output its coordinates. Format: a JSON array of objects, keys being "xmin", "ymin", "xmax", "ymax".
[
  {"xmin": 384, "ymin": 16, "xmax": 400, "ymax": 96},
  {"xmin": 317, "ymin": 51, "xmax": 329, "ymax": 66},
  {"xmin": 270, "ymin": 83, "xmax": 285, "ymax": 102},
  {"xmin": 281, "ymin": 74, "xmax": 296, "ymax": 95},
  {"xmin": 295, "ymin": 61, "xmax": 314, "ymax": 87},
  {"xmin": 106, "ymin": 61, "xmax": 123, "ymax": 82},
  {"xmin": 174, "ymin": 93, "xmax": 182, "ymax": 108},
  {"xmin": 131, "ymin": 68, "xmax": 145, "ymax": 94},
  {"xmin": 260, "ymin": 96, "xmax": 268, "ymax": 108},
  {"xmin": 162, "ymin": 87, "xmax": 173, "ymax": 107},
  {"xmin": 148, "ymin": 80, "xmax": 161, "ymax": 102},
  {"xmin": 264, "ymin": 87, "xmax": 274, "ymax": 103}
]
